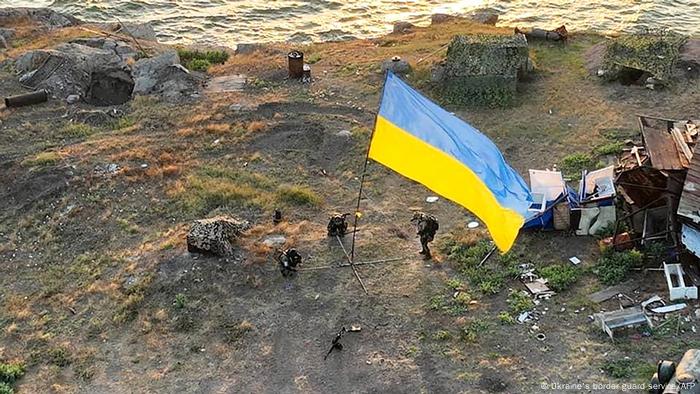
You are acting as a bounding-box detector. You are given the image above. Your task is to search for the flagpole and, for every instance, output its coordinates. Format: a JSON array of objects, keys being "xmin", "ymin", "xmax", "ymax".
[{"xmin": 349, "ymin": 71, "xmax": 390, "ymax": 263}]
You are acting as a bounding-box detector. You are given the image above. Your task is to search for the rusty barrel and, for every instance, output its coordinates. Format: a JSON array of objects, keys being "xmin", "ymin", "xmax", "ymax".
[
  {"xmin": 5, "ymin": 89, "xmax": 48, "ymax": 108},
  {"xmin": 288, "ymin": 51, "xmax": 304, "ymax": 79}
]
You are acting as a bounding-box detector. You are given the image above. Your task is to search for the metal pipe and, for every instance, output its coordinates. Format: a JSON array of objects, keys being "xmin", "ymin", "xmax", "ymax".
[{"xmin": 4, "ymin": 89, "xmax": 48, "ymax": 108}]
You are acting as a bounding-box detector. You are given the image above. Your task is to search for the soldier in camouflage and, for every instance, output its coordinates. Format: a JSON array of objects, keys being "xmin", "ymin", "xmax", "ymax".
[{"xmin": 410, "ymin": 212, "xmax": 439, "ymax": 260}]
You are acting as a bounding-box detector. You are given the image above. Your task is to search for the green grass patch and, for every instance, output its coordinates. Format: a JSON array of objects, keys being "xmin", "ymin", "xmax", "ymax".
[
  {"xmin": 601, "ymin": 358, "xmax": 655, "ymax": 381},
  {"xmin": 460, "ymin": 319, "xmax": 491, "ymax": 343},
  {"xmin": 507, "ymin": 290, "xmax": 534, "ymax": 315},
  {"xmin": 110, "ymin": 116, "xmax": 136, "ymax": 131},
  {"xmin": 441, "ymin": 239, "xmax": 520, "ymax": 295},
  {"xmin": 306, "ymin": 53, "xmax": 322, "ymax": 64},
  {"xmin": 538, "ymin": 264, "xmax": 581, "ymax": 292},
  {"xmin": 178, "ymin": 166, "xmax": 277, "ymax": 214},
  {"xmin": 498, "ymin": 311, "xmax": 516, "ymax": 325},
  {"xmin": 47, "ymin": 347, "xmax": 71, "ymax": 367},
  {"xmin": 60, "ymin": 123, "xmax": 96, "ymax": 138},
  {"xmin": 21, "ymin": 151, "xmax": 60, "ymax": 167},
  {"xmin": 594, "ymin": 249, "xmax": 643, "ymax": 285},
  {"xmin": 276, "ymin": 185, "xmax": 321, "ymax": 207},
  {"xmin": 177, "ymin": 49, "xmax": 229, "ymax": 72}
]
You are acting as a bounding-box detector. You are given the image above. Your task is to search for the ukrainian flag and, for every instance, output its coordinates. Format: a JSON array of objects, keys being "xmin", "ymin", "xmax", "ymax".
[{"xmin": 369, "ymin": 72, "xmax": 533, "ymax": 252}]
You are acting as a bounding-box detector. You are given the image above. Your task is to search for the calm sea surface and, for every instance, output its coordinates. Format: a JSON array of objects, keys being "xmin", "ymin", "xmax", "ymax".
[{"xmin": 1, "ymin": 1, "xmax": 698, "ymax": 45}]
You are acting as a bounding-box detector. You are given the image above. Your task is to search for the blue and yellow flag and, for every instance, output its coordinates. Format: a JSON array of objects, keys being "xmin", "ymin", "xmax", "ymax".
[{"xmin": 369, "ymin": 72, "xmax": 533, "ymax": 252}]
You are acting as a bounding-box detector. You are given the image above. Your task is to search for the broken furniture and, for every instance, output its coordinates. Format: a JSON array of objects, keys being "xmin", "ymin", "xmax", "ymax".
[
  {"xmin": 593, "ymin": 306, "xmax": 652, "ymax": 340},
  {"xmin": 575, "ymin": 166, "xmax": 617, "ymax": 236},
  {"xmin": 664, "ymin": 263, "xmax": 698, "ymax": 301}
]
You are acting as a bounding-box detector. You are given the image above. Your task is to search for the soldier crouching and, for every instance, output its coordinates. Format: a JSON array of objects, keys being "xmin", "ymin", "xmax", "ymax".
[{"xmin": 279, "ymin": 248, "xmax": 302, "ymax": 277}]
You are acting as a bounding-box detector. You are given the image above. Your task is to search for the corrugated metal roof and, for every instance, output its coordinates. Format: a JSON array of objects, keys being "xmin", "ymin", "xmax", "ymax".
[{"xmin": 639, "ymin": 116, "xmax": 687, "ymax": 171}]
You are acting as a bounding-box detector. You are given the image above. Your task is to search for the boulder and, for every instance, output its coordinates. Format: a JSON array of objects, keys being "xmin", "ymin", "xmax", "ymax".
[
  {"xmin": 393, "ymin": 21, "xmax": 414, "ymax": 34},
  {"xmin": 467, "ymin": 9, "xmax": 499, "ymax": 25},
  {"xmin": 16, "ymin": 43, "xmax": 133, "ymax": 105},
  {"xmin": 116, "ymin": 22, "xmax": 158, "ymax": 41},
  {"xmin": 132, "ymin": 51, "xmax": 180, "ymax": 94},
  {"xmin": 235, "ymin": 43, "xmax": 261, "ymax": 55},
  {"xmin": 71, "ymin": 37, "xmax": 139, "ymax": 60},
  {"xmin": 381, "ymin": 57, "xmax": 412, "ymax": 75},
  {"xmin": 187, "ymin": 216, "xmax": 250, "ymax": 256},
  {"xmin": 0, "ymin": 28, "xmax": 14, "ymax": 49},
  {"xmin": 431, "ymin": 14, "xmax": 454, "ymax": 25}
]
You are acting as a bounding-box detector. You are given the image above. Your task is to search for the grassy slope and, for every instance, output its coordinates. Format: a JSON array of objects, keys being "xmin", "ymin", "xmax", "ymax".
[{"xmin": 1, "ymin": 17, "xmax": 699, "ymax": 393}]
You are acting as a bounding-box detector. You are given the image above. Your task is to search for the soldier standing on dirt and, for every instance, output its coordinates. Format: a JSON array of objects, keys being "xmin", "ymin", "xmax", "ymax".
[
  {"xmin": 279, "ymin": 248, "xmax": 302, "ymax": 277},
  {"xmin": 410, "ymin": 212, "xmax": 439, "ymax": 260}
]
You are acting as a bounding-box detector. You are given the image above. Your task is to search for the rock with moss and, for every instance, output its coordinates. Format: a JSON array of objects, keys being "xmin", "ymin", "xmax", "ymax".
[
  {"xmin": 434, "ymin": 34, "xmax": 529, "ymax": 107},
  {"xmin": 186, "ymin": 216, "xmax": 250, "ymax": 256}
]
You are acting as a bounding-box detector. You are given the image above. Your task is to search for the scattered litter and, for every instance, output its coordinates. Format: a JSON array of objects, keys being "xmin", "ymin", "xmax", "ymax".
[
  {"xmin": 569, "ymin": 256, "xmax": 581, "ymax": 265},
  {"xmin": 349, "ymin": 325, "xmax": 362, "ymax": 332},
  {"xmin": 641, "ymin": 295, "xmax": 665, "ymax": 311},
  {"xmin": 4, "ymin": 89, "xmax": 48, "ymax": 108},
  {"xmin": 314, "ymin": 294, "xmax": 320, "ymax": 300},
  {"xmin": 651, "ymin": 303, "xmax": 687, "ymax": 314},
  {"xmin": 467, "ymin": 221, "xmax": 479, "ymax": 229},
  {"xmin": 517, "ymin": 311, "xmax": 533, "ymax": 324},
  {"xmin": 588, "ymin": 281, "xmax": 639, "ymax": 303},
  {"xmin": 426, "ymin": 196, "xmax": 439, "ymax": 203},
  {"xmin": 140, "ymin": 163, "xmax": 148, "ymax": 168},
  {"xmin": 535, "ymin": 333, "xmax": 546, "ymax": 341}
]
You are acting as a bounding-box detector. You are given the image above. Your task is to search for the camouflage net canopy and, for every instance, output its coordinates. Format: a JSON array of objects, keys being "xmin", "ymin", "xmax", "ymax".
[
  {"xmin": 436, "ymin": 34, "xmax": 529, "ymax": 108},
  {"xmin": 602, "ymin": 32, "xmax": 688, "ymax": 84}
]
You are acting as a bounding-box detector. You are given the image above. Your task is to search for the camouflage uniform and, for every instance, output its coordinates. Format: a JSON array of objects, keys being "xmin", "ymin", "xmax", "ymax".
[
  {"xmin": 411, "ymin": 212, "xmax": 439, "ymax": 260},
  {"xmin": 279, "ymin": 248, "xmax": 302, "ymax": 277},
  {"xmin": 327, "ymin": 213, "xmax": 350, "ymax": 237}
]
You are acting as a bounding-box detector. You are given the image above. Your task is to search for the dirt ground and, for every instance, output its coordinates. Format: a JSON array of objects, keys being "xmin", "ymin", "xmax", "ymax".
[{"xmin": 1, "ymin": 17, "xmax": 700, "ymax": 394}]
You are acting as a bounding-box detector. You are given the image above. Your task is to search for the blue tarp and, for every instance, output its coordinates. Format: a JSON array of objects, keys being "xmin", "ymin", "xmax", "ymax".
[{"xmin": 524, "ymin": 186, "xmax": 579, "ymax": 230}]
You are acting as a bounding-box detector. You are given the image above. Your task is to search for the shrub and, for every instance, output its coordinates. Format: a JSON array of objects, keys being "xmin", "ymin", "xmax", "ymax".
[
  {"xmin": 595, "ymin": 249, "xmax": 643, "ymax": 285},
  {"xmin": 498, "ymin": 311, "xmax": 516, "ymax": 325},
  {"xmin": 460, "ymin": 319, "xmax": 490, "ymax": 343},
  {"xmin": 0, "ymin": 382, "xmax": 13, "ymax": 394},
  {"xmin": 47, "ymin": 347, "xmax": 71, "ymax": 367},
  {"xmin": 173, "ymin": 293, "xmax": 187, "ymax": 309},
  {"xmin": 177, "ymin": 49, "xmax": 229, "ymax": 72},
  {"xmin": 594, "ymin": 142, "xmax": 624, "ymax": 156},
  {"xmin": 538, "ymin": 264, "xmax": 581, "ymax": 292},
  {"xmin": 0, "ymin": 363, "xmax": 24, "ymax": 384},
  {"xmin": 560, "ymin": 153, "xmax": 597, "ymax": 176},
  {"xmin": 507, "ymin": 290, "xmax": 534, "ymax": 314},
  {"xmin": 602, "ymin": 359, "xmax": 633, "ymax": 378},
  {"xmin": 187, "ymin": 58, "xmax": 211, "ymax": 72},
  {"xmin": 433, "ymin": 330, "xmax": 452, "ymax": 341}
]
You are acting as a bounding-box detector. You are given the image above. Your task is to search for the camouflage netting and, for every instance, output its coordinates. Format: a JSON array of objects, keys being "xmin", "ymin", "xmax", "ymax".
[
  {"xmin": 436, "ymin": 34, "xmax": 528, "ymax": 107},
  {"xmin": 602, "ymin": 32, "xmax": 687, "ymax": 84}
]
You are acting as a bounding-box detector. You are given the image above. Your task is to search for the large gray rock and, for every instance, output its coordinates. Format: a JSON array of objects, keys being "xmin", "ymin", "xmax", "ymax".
[
  {"xmin": 381, "ymin": 57, "xmax": 412, "ymax": 75},
  {"xmin": 15, "ymin": 43, "xmax": 133, "ymax": 105},
  {"xmin": 116, "ymin": 22, "xmax": 158, "ymax": 41},
  {"xmin": 186, "ymin": 216, "xmax": 250, "ymax": 256},
  {"xmin": 0, "ymin": 28, "xmax": 14, "ymax": 49},
  {"xmin": 132, "ymin": 51, "xmax": 180, "ymax": 94},
  {"xmin": 0, "ymin": 7, "xmax": 80, "ymax": 28},
  {"xmin": 71, "ymin": 37, "xmax": 138, "ymax": 60},
  {"xmin": 393, "ymin": 21, "xmax": 414, "ymax": 34}
]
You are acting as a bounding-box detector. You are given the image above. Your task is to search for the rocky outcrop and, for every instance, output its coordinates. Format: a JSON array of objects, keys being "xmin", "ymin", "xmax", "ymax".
[
  {"xmin": 15, "ymin": 42, "xmax": 134, "ymax": 105},
  {"xmin": 0, "ymin": 28, "xmax": 14, "ymax": 49},
  {"xmin": 186, "ymin": 216, "xmax": 250, "ymax": 256},
  {"xmin": 393, "ymin": 21, "xmax": 414, "ymax": 34},
  {"xmin": 132, "ymin": 51, "xmax": 180, "ymax": 94},
  {"xmin": 0, "ymin": 7, "xmax": 80, "ymax": 29},
  {"xmin": 14, "ymin": 38, "xmax": 201, "ymax": 104}
]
